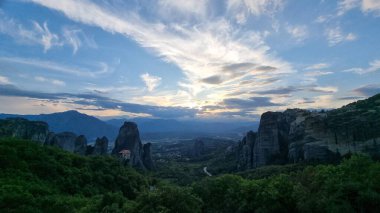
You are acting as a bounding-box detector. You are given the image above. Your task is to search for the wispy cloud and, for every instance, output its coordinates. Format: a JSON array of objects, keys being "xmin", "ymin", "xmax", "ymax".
[
  {"xmin": 343, "ymin": 59, "xmax": 380, "ymax": 74},
  {"xmin": 325, "ymin": 26, "xmax": 357, "ymax": 46},
  {"xmin": 338, "ymin": 0, "xmax": 361, "ymax": 16},
  {"xmin": 286, "ymin": 24, "xmax": 308, "ymax": 42},
  {"xmin": 0, "ymin": 56, "xmax": 111, "ymax": 77},
  {"xmin": 140, "ymin": 73, "xmax": 162, "ymax": 92},
  {"xmin": 34, "ymin": 76, "xmax": 66, "ymax": 86},
  {"xmin": 305, "ymin": 71, "xmax": 333, "ymax": 77},
  {"xmin": 0, "ymin": 11, "xmax": 97, "ymax": 54},
  {"xmin": 338, "ymin": 0, "xmax": 380, "ymax": 16},
  {"xmin": 315, "ymin": 14, "xmax": 335, "ymax": 23},
  {"xmin": 62, "ymin": 27, "xmax": 81, "ymax": 54},
  {"xmin": 0, "ymin": 75, "xmax": 11, "ymax": 85},
  {"xmin": 27, "ymin": 0, "xmax": 293, "ymax": 106},
  {"xmin": 306, "ymin": 63, "xmax": 330, "ymax": 70},
  {"xmin": 0, "ymin": 14, "xmax": 61, "ymax": 52},
  {"xmin": 227, "ymin": 0, "xmax": 285, "ymax": 20},
  {"xmin": 222, "ymin": 96, "xmax": 282, "ymax": 109},
  {"xmin": 309, "ymin": 86, "xmax": 338, "ymax": 93},
  {"xmin": 157, "ymin": 0, "xmax": 209, "ymax": 19},
  {"xmin": 254, "ymin": 86, "xmax": 302, "ymax": 95},
  {"xmin": 62, "ymin": 26, "xmax": 97, "ymax": 54}
]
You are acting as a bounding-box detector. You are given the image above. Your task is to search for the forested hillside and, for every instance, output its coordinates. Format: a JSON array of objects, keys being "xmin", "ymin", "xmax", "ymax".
[{"xmin": 1, "ymin": 138, "xmax": 380, "ymax": 212}]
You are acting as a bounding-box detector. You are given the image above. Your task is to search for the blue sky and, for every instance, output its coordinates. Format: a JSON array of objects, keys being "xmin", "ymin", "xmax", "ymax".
[{"xmin": 0, "ymin": 0, "xmax": 380, "ymax": 120}]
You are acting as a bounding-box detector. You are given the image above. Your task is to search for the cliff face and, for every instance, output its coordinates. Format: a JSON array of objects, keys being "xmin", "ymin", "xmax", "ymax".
[
  {"xmin": 237, "ymin": 94, "xmax": 380, "ymax": 169},
  {"xmin": 0, "ymin": 118, "xmax": 49, "ymax": 144},
  {"xmin": 237, "ymin": 131, "xmax": 256, "ymax": 170},
  {"xmin": 45, "ymin": 132, "xmax": 88, "ymax": 155},
  {"xmin": 94, "ymin": 136, "xmax": 109, "ymax": 155},
  {"xmin": 142, "ymin": 143, "xmax": 155, "ymax": 170},
  {"xmin": 253, "ymin": 110, "xmax": 295, "ymax": 167},
  {"xmin": 112, "ymin": 122, "xmax": 154, "ymax": 170}
]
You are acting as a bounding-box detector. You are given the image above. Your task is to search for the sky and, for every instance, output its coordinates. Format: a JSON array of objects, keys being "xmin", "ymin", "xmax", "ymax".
[{"xmin": 0, "ymin": 0, "xmax": 380, "ymax": 121}]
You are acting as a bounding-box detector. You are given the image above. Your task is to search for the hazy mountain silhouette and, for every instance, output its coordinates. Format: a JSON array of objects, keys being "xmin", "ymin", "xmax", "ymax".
[
  {"xmin": 0, "ymin": 110, "xmax": 117, "ymax": 142},
  {"xmin": 0, "ymin": 110, "xmax": 257, "ymax": 141}
]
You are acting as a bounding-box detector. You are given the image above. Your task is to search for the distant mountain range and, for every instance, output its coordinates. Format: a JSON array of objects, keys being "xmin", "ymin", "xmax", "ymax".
[
  {"xmin": 0, "ymin": 110, "xmax": 117, "ymax": 142},
  {"xmin": 0, "ymin": 111, "xmax": 258, "ymax": 142},
  {"xmin": 107, "ymin": 117, "xmax": 257, "ymax": 139}
]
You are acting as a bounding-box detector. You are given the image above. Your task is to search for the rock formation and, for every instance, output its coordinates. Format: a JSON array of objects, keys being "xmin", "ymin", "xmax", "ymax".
[
  {"xmin": 0, "ymin": 118, "xmax": 49, "ymax": 144},
  {"xmin": 112, "ymin": 122, "xmax": 154, "ymax": 170},
  {"xmin": 252, "ymin": 109, "xmax": 299, "ymax": 167},
  {"xmin": 87, "ymin": 136, "xmax": 109, "ymax": 155},
  {"xmin": 236, "ymin": 131, "xmax": 256, "ymax": 170},
  {"xmin": 0, "ymin": 117, "xmax": 110, "ymax": 157},
  {"xmin": 45, "ymin": 132, "xmax": 88, "ymax": 155},
  {"xmin": 75, "ymin": 135, "xmax": 87, "ymax": 155},
  {"xmin": 94, "ymin": 136, "xmax": 109, "ymax": 155},
  {"xmin": 237, "ymin": 94, "xmax": 380, "ymax": 169},
  {"xmin": 142, "ymin": 143, "xmax": 155, "ymax": 170}
]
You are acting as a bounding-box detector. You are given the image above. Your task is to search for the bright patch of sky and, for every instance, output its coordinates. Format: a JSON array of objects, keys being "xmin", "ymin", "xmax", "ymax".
[{"xmin": 0, "ymin": 0, "xmax": 380, "ymax": 120}]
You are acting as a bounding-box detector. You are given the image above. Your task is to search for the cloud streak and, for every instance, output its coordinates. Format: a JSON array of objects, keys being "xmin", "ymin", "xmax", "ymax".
[
  {"xmin": 344, "ymin": 59, "xmax": 380, "ymax": 74},
  {"xmin": 0, "ymin": 56, "xmax": 111, "ymax": 77}
]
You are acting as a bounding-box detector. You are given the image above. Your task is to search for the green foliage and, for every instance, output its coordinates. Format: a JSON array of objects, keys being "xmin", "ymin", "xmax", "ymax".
[
  {"xmin": 134, "ymin": 184, "xmax": 202, "ymax": 213},
  {"xmin": 0, "ymin": 138, "xmax": 146, "ymax": 212},
  {"xmin": 193, "ymin": 155, "xmax": 380, "ymax": 213},
  {"xmin": 0, "ymin": 138, "xmax": 205, "ymax": 213},
  {"xmin": 1, "ymin": 138, "xmax": 380, "ymax": 212},
  {"xmin": 192, "ymin": 174, "xmax": 244, "ymax": 213}
]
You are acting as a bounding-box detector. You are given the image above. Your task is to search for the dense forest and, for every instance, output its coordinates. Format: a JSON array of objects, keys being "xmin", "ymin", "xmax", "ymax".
[{"xmin": 1, "ymin": 138, "xmax": 380, "ymax": 212}]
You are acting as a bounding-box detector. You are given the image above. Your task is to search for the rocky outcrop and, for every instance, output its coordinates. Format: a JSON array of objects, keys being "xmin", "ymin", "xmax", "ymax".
[
  {"xmin": 237, "ymin": 131, "xmax": 256, "ymax": 170},
  {"xmin": 192, "ymin": 139, "xmax": 205, "ymax": 157},
  {"xmin": 45, "ymin": 132, "xmax": 88, "ymax": 155},
  {"xmin": 237, "ymin": 94, "xmax": 380, "ymax": 169},
  {"xmin": 87, "ymin": 136, "xmax": 109, "ymax": 155},
  {"xmin": 253, "ymin": 109, "xmax": 304, "ymax": 167},
  {"xmin": 237, "ymin": 109, "xmax": 344, "ymax": 169},
  {"xmin": 75, "ymin": 135, "xmax": 87, "ymax": 155},
  {"xmin": 0, "ymin": 118, "xmax": 49, "ymax": 144},
  {"xmin": 94, "ymin": 136, "xmax": 109, "ymax": 155},
  {"xmin": 112, "ymin": 122, "xmax": 154, "ymax": 170},
  {"xmin": 142, "ymin": 143, "xmax": 155, "ymax": 170},
  {"xmin": 0, "ymin": 117, "xmax": 109, "ymax": 156}
]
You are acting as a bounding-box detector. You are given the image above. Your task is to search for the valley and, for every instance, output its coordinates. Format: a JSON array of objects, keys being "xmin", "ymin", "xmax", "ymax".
[{"xmin": 1, "ymin": 94, "xmax": 380, "ymax": 212}]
